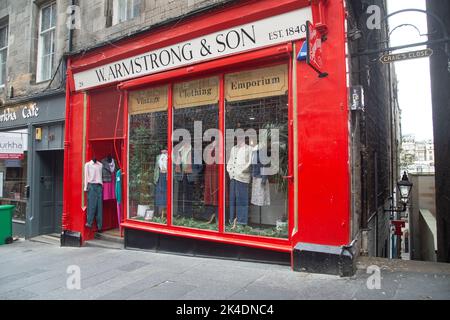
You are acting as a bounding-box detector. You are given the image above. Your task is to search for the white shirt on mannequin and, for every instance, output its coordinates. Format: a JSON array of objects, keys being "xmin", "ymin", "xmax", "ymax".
[
  {"xmin": 227, "ymin": 143, "xmax": 252, "ymax": 184},
  {"xmin": 84, "ymin": 160, "xmax": 103, "ymax": 191}
]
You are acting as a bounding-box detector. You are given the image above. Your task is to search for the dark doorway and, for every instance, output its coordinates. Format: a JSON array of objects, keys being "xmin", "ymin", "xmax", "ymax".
[{"xmin": 38, "ymin": 150, "xmax": 64, "ymax": 235}]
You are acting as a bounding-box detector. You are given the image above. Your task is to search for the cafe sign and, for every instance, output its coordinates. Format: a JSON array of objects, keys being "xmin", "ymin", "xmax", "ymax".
[
  {"xmin": 0, "ymin": 102, "xmax": 39, "ymax": 124},
  {"xmin": 74, "ymin": 7, "xmax": 312, "ymax": 91}
]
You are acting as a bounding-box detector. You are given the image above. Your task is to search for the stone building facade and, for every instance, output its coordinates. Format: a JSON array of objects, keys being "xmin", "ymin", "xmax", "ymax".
[
  {"xmin": 346, "ymin": 0, "xmax": 401, "ymax": 258},
  {"xmin": 0, "ymin": 0, "xmax": 71, "ymax": 104},
  {"xmin": 427, "ymin": 0, "xmax": 450, "ymax": 263}
]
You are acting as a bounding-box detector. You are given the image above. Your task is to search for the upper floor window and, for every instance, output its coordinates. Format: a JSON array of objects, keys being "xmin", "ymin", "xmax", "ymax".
[
  {"xmin": 37, "ymin": 2, "xmax": 56, "ymax": 83},
  {"xmin": 112, "ymin": 0, "xmax": 141, "ymax": 25},
  {"xmin": 0, "ymin": 23, "xmax": 8, "ymax": 86}
]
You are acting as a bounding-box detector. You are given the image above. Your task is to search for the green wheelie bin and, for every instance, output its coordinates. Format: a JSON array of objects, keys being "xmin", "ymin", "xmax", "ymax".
[{"xmin": 0, "ymin": 205, "xmax": 15, "ymax": 245}]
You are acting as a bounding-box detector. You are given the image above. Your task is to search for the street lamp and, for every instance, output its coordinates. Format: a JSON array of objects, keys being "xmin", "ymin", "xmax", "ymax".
[
  {"xmin": 384, "ymin": 171, "xmax": 413, "ymax": 213},
  {"xmin": 397, "ymin": 171, "xmax": 413, "ymax": 204}
]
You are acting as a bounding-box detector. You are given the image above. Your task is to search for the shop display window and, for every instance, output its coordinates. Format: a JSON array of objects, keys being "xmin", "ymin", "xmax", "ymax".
[
  {"xmin": 0, "ymin": 129, "xmax": 28, "ymax": 222},
  {"xmin": 127, "ymin": 64, "xmax": 290, "ymax": 239},
  {"xmin": 172, "ymin": 77, "xmax": 219, "ymax": 231},
  {"xmin": 128, "ymin": 86, "xmax": 168, "ymax": 223},
  {"xmin": 224, "ymin": 65, "xmax": 289, "ymax": 238}
]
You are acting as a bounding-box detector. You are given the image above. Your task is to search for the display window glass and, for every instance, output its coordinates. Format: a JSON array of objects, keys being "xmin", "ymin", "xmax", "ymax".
[
  {"xmin": 0, "ymin": 129, "xmax": 28, "ymax": 222},
  {"xmin": 224, "ymin": 65, "xmax": 289, "ymax": 238},
  {"xmin": 126, "ymin": 63, "xmax": 290, "ymax": 239},
  {"xmin": 128, "ymin": 85, "xmax": 168, "ymax": 223},
  {"xmin": 172, "ymin": 76, "xmax": 219, "ymax": 231}
]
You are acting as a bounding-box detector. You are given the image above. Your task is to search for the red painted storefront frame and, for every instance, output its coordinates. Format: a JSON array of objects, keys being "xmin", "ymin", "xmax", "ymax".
[{"xmin": 63, "ymin": 0, "xmax": 351, "ymax": 260}]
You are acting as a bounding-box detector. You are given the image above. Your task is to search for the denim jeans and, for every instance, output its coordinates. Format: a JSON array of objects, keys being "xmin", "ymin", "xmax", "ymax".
[
  {"xmin": 229, "ymin": 179, "xmax": 249, "ymax": 225},
  {"xmin": 87, "ymin": 183, "xmax": 103, "ymax": 230},
  {"xmin": 177, "ymin": 174, "xmax": 194, "ymax": 218}
]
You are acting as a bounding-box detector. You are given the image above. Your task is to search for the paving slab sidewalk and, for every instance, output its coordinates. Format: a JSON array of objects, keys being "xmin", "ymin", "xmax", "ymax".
[{"xmin": 0, "ymin": 240, "xmax": 449, "ymax": 300}]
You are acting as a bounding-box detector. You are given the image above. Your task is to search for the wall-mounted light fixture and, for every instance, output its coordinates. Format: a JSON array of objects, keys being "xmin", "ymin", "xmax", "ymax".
[{"xmin": 384, "ymin": 172, "xmax": 413, "ymax": 213}]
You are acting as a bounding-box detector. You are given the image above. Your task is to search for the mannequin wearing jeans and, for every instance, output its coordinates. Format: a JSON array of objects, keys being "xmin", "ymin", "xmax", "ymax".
[
  {"xmin": 227, "ymin": 141, "xmax": 252, "ymax": 228},
  {"xmin": 84, "ymin": 159, "xmax": 103, "ymax": 231}
]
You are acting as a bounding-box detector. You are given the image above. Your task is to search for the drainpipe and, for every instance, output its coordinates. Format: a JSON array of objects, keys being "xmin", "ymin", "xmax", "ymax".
[
  {"xmin": 62, "ymin": 58, "xmax": 72, "ymax": 233},
  {"xmin": 68, "ymin": 0, "xmax": 75, "ymax": 53},
  {"xmin": 61, "ymin": 0, "xmax": 74, "ymax": 233}
]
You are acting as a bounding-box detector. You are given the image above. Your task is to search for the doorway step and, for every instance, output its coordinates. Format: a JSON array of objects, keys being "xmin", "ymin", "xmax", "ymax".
[
  {"xmin": 30, "ymin": 233, "xmax": 61, "ymax": 246},
  {"xmin": 85, "ymin": 229, "xmax": 124, "ymax": 250}
]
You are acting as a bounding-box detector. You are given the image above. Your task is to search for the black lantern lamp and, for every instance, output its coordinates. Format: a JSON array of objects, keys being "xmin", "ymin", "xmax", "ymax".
[
  {"xmin": 384, "ymin": 172, "xmax": 413, "ymax": 213},
  {"xmin": 397, "ymin": 172, "xmax": 413, "ymax": 204}
]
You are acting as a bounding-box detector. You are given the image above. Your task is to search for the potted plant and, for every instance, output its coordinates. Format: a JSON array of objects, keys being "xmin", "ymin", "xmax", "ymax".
[{"xmin": 129, "ymin": 125, "xmax": 161, "ymax": 218}]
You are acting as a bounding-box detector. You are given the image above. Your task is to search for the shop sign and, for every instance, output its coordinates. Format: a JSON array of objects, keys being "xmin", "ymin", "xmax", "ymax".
[
  {"xmin": 0, "ymin": 134, "xmax": 24, "ymax": 160},
  {"xmin": 225, "ymin": 64, "xmax": 288, "ymax": 102},
  {"xmin": 306, "ymin": 21, "xmax": 324, "ymax": 75},
  {"xmin": 74, "ymin": 7, "xmax": 312, "ymax": 91},
  {"xmin": 379, "ymin": 48, "xmax": 433, "ymax": 64},
  {"xmin": 174, "ymin": 77, "xmax": 219, "ymax": 109},
  {"xmin": 0, "ymin": 102, "xmax": 39, "ymax": 124},
  {"xmin": 129, "ymin": 85, "xmax": 168, "ymax": 114}
]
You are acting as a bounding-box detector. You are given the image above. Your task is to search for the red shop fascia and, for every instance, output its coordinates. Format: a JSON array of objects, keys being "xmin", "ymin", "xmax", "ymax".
[{"xmin": 62, "ymin": 0, "xmax": 353, "ymax": 274}]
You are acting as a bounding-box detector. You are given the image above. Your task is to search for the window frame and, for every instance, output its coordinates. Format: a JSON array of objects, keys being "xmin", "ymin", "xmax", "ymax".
[
  {"xmin": 124, "ymin": 56, "xmax": 293, "ymax": 242},
  {"xmin": 36, "ymin": 2, "xmax": 57, "ymax": 83},
  {"xmin": 0, "ymin": 22, "xmax": 9, "ymax": 87},
  {"xmin": 0, "ymin": 128, "xmax": 29, "ymax": 223},
  {"xmin": 112, "ymin": 0, "xmax": 141, "ymax": 25}
]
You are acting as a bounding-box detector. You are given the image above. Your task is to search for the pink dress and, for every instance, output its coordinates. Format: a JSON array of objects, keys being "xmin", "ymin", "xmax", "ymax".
[{"xmin": 103, "ymin": 172, "xmax": 116, "ymax": 200}]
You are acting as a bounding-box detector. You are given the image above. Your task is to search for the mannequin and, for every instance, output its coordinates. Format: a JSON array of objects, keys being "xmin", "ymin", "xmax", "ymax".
[
  {"xmin": 101, "ymin": 154, "xmax": 117, "ymax": 201},
  {"xmin": 227, "ymin": 137, "xmax": 252, "ymax": 229},
  {"xmin": 251, "ymin": 141, "xmax": 271, "ymax": 208},
  {"xmin": 154, "ymin": 149, "xmax": 168, "ymax": 218},
  {"xmin": 84, "ymin": 157, "xmax": 103, "ymax": 231}
]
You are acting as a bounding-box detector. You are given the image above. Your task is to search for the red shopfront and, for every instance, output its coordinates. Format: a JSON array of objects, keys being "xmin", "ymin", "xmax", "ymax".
[{"xmin": 62, "ymin": 0, "xmax": 354, "ymax": 275}]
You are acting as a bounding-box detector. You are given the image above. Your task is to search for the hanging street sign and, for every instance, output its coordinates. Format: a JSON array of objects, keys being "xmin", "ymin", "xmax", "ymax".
[
  {"xmin": 379, "ymin": 48, "xmax": 434, "ymax": 64},
  {"xmin": 305, "ymin": 21, "xmax": 328, "ymax": 78},
  {"xmin": 306, "ymin": 21, "xmax": 324, "ymax": 74}
]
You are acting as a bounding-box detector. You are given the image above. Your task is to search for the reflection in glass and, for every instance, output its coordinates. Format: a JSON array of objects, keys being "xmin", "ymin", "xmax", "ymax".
[
  {"xmin": 0, "ymin": 130, "xmax": 28, "ymax": 221},
  {"xmin": 128, "ymin": 110, "xmax": 168, "ymax": 224},
  {"xmin": 225, "ymin": 65, "xmax": 289, "ymax": 238},
  {"xmin": 172, "ymin": 104, "xmax": 219, "ymax": 231},
  {"xmin": 172, "ymin": 77, "xmax": 219, "ymax": 231}
]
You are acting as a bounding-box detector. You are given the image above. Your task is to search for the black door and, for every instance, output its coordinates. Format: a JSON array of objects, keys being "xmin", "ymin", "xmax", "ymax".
[{"xmin": 38, "ymin": 151, "xmax": 64, "ymax": 235}]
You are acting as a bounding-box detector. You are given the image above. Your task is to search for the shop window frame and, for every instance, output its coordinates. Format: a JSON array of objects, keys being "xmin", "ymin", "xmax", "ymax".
[
  {"xmin": 0, "ymin": 128, "xmax": 29, "ymax": 223},
  {"xmin": 117, "ymin": 43, "xmax": 296, "ymax": 247}
]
